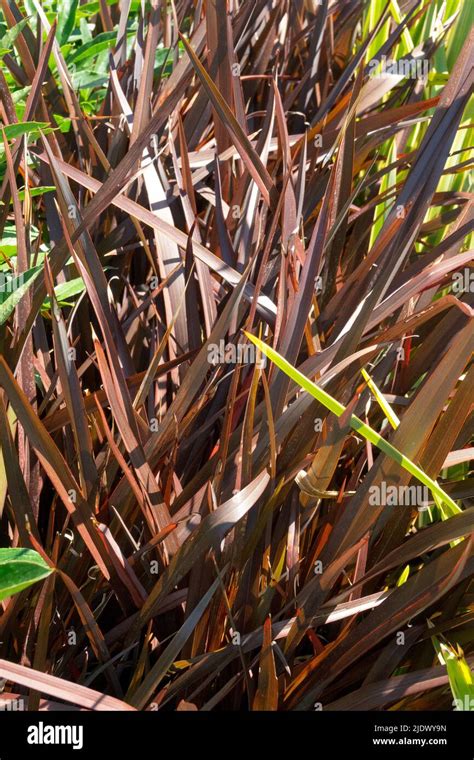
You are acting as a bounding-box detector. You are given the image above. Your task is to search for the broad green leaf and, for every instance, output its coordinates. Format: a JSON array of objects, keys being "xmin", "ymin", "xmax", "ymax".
[
  {"xmin": 0, "ymin": 548, "xmax": 53, "ymax": 602},
  {"xmin": 79, "ymin": 16, "xmax": 92, "ymax": 45},
  {"xmin": 42, "ymin": 275, "xmax": 85, "ymax": 309},
  {"xmin": 18, "ymin": 186, "xmax": 55, "ymax": 201},
  {"xmin": 68, "ymin": 32, "xmax": 120, "ymax": 64},
  {"xmin": 77, "ymin": 0, "xmax": 139, "ymax": 15},
  {"xmin": 0, "ymin": 265, "xmax": 43, "ymax": 325},
  {"xmin": 1, "ymin": 122, "xmax": 52, "ymax": 141},
  {"xmin": 432, "ymin": 636, "xmax": 474, "ymax": 710},
  {"xmin": 53, "ymin": 114, "xmax": 72, "ymax": 134},
  {"xmin": 0, "ymin": 224, "xmax": 41, "ymax": 258},
  {"xmin": 70, "ymin": 69, "xmax": 109, "ymax": 90},
  {"xmin": 57, "ymin": 0, "xmax": 79, "ymax": 46},
  {"xmin": 0, "ymin": 18, "xmax": 29, "ymax": 55},
  {"xmin": 11, "ymin": 85, "xmax": 31, "ymax": 106}
]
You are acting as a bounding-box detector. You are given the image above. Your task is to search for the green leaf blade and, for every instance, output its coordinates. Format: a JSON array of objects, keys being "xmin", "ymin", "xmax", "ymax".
[{"xmin": 0, "ymin": 548, "xmax": 53, "ymax": 602}]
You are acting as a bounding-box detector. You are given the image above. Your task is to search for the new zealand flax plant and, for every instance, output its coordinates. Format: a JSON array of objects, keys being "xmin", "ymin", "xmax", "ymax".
[{"xmin": 0, "ymin": 0, "xmax": 471, "ymax": 712}]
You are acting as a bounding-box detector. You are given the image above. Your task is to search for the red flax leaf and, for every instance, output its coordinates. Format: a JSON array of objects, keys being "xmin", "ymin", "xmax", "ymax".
[
  {"xmin": 43, "ymin": 257, "xmax": 98, "ymax": 498},
  {"xmin": 286, "ymin": 539, "xmax": 473, "ymax": 709},
  {"xmin": 253, "ymin": 615, "xmax": 279, "ymax": 710},
  {"xmin": 11, "ymin": 22, "xmax": 208, "ymax": 368},
  {"xmin": 0, "ymin": 659, "xmax": 135, "ymax": 711},
  {"xmin": 324, "ymin": 659, "xmax": 474, "ymax": 711},
  {"xmin": 126, "ymin": 470, "xmax": 270, "ymax": 643},
  {"xmin": 179, "ymin": 33, "xmax": 275, "ymax": 208},
  {"xmin": 0, "ymin": 357, "xmax": 113, "ymax": 582},
  {"xmin": 129, "ymin": 571, "xmax": 224, "ymax": 709},
  {"xmin": 92, "ymin": 335, "xmax": 178, "ymax": 555},
  {"xmin": 34, "ymin": 151, "xmax": 277, "ymax": 324},
  {"xmin": 0, "ymin": 394, "xmax": 39, "ymax": 543}
]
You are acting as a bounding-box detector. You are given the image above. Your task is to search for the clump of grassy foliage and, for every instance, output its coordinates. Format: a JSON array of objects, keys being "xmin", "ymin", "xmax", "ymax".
[{"xmin": 0, "ymin": 0, "xmax": 472, "ymax": 711}]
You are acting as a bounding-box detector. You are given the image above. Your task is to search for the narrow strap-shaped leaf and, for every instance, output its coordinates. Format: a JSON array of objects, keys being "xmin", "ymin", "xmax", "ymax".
[{"xmin": 245, "ymin": 332, "xmax": 461, "ymax": 513}]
